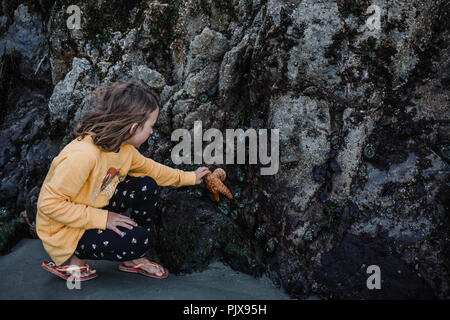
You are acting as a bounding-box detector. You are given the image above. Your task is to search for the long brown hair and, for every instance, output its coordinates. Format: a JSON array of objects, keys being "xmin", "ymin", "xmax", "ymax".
[{"xmin": 73, "ymin": 80, "xmax": 160, "ymax": 152}]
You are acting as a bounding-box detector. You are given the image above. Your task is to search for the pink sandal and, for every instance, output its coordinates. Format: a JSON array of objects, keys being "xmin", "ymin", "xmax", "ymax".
[
  {"xmin": 118, "ymin": 261, "xmax": 169, "ymax": 279},
  {"xmin": 42, "ymin": 260, "xmax": 98, "ymax": 281}
]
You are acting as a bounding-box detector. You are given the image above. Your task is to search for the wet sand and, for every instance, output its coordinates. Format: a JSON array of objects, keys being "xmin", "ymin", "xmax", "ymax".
[{"xmin": 0, "ymin": 239, "xmax": 291, "ymax": 300}]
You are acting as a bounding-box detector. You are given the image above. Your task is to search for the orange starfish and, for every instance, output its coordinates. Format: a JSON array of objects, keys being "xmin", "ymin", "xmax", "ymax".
[{"xmin": 204, "ymin": 168, "xmax": 233, "ymax": 202}]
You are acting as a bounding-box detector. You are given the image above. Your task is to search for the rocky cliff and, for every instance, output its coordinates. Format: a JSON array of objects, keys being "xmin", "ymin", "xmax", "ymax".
[{"xmin": 0, "ymin": 0, "xmax": 448, "ymax": 299}]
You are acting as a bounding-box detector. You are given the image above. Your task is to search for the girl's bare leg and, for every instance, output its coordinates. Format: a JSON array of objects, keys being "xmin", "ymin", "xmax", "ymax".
[
  {"xmin": 67, "ymin": 254, "xmax": 87, "ymax": 266},
  {"xmin": 123, "ymin": 257, "xmax": 166, "ymax": 276},
  {"xmin": 65, "ymin": 254, "xmax": 96, "ymax": 276}
]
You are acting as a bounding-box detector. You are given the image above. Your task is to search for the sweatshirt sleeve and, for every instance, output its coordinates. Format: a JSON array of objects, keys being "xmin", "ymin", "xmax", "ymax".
[
  {"xmin": 128, "ymin": 146, "xmax": 196, "ymax": 187},
  {"xmin": 38, "ymin": 150, "xmax": 108, "ymax": 230}
]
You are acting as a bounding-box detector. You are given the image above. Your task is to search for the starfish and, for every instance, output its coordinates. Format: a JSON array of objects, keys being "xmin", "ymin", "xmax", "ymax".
[{"xmin": 204, "ymin": 168, "xmax": 233, "ymax": 202}]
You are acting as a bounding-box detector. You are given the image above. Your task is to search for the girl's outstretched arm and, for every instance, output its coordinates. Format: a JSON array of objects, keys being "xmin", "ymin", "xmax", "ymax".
[{"xmin": 128, "ymin": 145, "xmax": 199, "ymax": 187}]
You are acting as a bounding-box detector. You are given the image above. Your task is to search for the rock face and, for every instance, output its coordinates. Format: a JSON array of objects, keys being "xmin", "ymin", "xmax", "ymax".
[{"xmin": 0, "ymin": 0, "xmax": 449, "ymax": 299}]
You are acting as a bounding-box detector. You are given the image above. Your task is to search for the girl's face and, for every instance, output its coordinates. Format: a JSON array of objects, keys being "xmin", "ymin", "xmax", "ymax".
[{"xmin": 124, "ymin": 107, "xmax": 159, "ymax": 148}]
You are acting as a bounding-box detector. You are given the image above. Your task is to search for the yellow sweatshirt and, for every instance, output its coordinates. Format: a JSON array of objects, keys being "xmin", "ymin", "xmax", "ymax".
[{"xmin": 36, "ymin": 134, "xmax": 196, "ymax": 266}]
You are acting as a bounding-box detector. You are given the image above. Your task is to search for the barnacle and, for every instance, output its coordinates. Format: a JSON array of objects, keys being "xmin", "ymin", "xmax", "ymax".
[
  {"xmin": 232, "ymin": 187, "xmax": 241, "ymax": 199},
  {"xmin": 438, "ymin": 139, "xmax": 449, "ymax": 161},
  {"xmin": 330, "ymin": 135, "xmax": 340, "ymax": 146},
  {"xmin": 363, "ymin": 144, "xmax": 375, "ymax": 159},
  {"xmin": 265, "ymin": 237, "xmax": 278, "ymax": 253},
  {"xmin": 255, "ymin": 224, "xmax": 267, "ymax": 240},
  {"xmin": 198, "ymin": 92, "xmax": 208, "ymax": 103},
  {"xmin": 217, "ymin": 200, "xmax": 230, "ymax": 215},
  {"xmin": 359, "ymin": 164, "xmax": 367, "ymax": 176},
  {"xmin": 236, "ymin": 167, "xmax": 246, "ymax": 182}
]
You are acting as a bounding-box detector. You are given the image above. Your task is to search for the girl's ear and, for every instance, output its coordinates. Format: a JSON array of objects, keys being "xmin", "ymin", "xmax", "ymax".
[{"xmin": 129, "ymin": 123, "xmax": 139, "ymax": 135}]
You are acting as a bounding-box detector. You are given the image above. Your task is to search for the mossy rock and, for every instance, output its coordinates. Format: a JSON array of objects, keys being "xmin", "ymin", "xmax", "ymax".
[
  {"xmin": 254, "ymin": 224, "xmax": 267, "ymax": 240},
  {"xmin": 215, "ymin": 223, "xmax": 253, "ymax": 272},
  {"xmin": 157, "ymin": 219, "xmax": 215, "ymax": 273},
  {"xmin": 0, "ymin": 221, "xmax": 20, "ymax": 254},
  {"xmin": 154, "ymin": 189, "xmax": 254, "ymax": 274},
  {"xmin": 0, "ymin": 207, "xmax": 12, "ymax": 223}
]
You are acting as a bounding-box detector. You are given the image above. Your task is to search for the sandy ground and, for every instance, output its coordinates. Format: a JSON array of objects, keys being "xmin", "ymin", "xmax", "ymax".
[{"xmin": 0, "ymin": 239, "xmax": 291, "ymax": 300}]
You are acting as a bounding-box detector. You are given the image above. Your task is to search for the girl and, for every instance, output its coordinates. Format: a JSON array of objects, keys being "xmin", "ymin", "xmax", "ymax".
[{"xmin": 36, "ymin": 80, "xmax": 211, "ymax": 281}]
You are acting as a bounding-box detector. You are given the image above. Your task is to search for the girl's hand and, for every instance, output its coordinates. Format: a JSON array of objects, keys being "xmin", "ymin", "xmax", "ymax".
[
  {"xmin": 194, "ymin": 167, "xmax": 211, "ymax": 184},
  {"xmin": 106, "ymin": 211, "xmax": 138, "ymax": 237}
]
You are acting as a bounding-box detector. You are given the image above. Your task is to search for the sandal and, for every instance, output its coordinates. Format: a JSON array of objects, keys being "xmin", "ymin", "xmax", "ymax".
[
  {"xmin": 118, "ymin": 261, "xmax": 169, "ymax": 279},
  {"xmin": 41, "ymin": 260, "xmax": 98, "ymax": 281}
]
